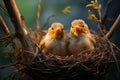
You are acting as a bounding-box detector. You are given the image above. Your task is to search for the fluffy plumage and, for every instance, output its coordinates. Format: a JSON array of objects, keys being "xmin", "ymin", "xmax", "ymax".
[
  {"xmin": 67, "ymin": 19, "xmax": 96, "ymax": 56},
  {"xmin": 39, "ymin": 23, "xmax": 68, "ymax": 58}
]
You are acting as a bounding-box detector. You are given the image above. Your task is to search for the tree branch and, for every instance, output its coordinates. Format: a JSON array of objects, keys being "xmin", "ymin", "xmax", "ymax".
[
  {"xmin": 101, "ymin": 0, "xmax": 112, "ymax": 31},
  {"xmin": 102, "ymin": 0, "xmax": 112, "ymax": 24},
  {"xmin": 0, "ymin": 62, "xmax": 18, "ymax": 69},
  {"xmin": 42, "ymin": 14, "xmax": 56, "ymax": 29},
  {"xmin": 3, "ymin": 0, "xmax": 27, "ymax": 35},
  {"xmin": 3, "ymin": 0, "xmax": 35, "ymax": 63},
  {"xmin": 36, "ymin": 0, "xmax": 42, "ymax": 30},
  {"xmin": 0, "ymin": 16, "xmax": 10, "ymax": 35},
  {"xmin": 105, "ymin": 14, "xmax": 120, "ymax": 39}
]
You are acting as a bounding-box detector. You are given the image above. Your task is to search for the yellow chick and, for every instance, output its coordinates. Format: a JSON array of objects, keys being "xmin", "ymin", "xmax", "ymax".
[
  {"xmin": 67, "ymin": 19, "xmax": 96, "ymax": 56},
  {"xmin": 39, "ymin": 22, "xmax": 68, "ymax": 58}
]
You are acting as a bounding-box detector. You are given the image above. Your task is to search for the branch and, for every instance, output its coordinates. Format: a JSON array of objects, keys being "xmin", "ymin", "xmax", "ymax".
[
  {"xmin": 97, "ymin": 0, "xmax": 112, "ymax": 34},
  {"xmin": 105, "ymin": 14, "xmax": 120, "ymax": 39},
  {"xmin": 0, "ymin": 62, "xmax": 18, "ymax": 69},
  {"xmin": 42, "ymin": 14, "xmax": 56, "ymax": 29},
  {"xmin": 101, "ymin": 0, "xmax": 112, "ymax": 31},
  {"xmin": 36, "ymin": 0, "xmax": 42, "ymax": 30},
  {"xmin": 3, "ymin": 0, "xmax": 27, "ymax": 35},
  {"xmin": 102, "ymin": 0, "xmax": 112, "ymax": 24},
  {"xmin": 0, "ymin": 16, "xmax": 10, "ymax": 35},
  {"xmin": 3, "ymin": 0, "xmax": 35, "ymax": 62},
  {"xmin": 97, "ymin": 7, "xmax": 103, "ymax": 33}
]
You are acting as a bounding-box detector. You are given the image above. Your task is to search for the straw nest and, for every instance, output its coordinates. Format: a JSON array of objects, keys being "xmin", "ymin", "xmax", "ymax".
[{"xmin": 5, "ymin": 30, "xmax": 119, "ymax": 80}]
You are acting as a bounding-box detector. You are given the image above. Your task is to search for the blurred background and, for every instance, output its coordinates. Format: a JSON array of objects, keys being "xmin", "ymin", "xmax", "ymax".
[{"xmin": 0, "ymin": 0, "xmax": 120, "ymax": 80}]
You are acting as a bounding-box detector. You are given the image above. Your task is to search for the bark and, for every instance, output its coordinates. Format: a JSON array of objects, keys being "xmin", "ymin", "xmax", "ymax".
[{"xmin": 3, "ymin": 0, "xmax": 35, "ymax": 63}]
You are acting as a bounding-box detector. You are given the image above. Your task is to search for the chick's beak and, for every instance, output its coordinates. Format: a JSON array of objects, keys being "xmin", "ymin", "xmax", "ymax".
[
  {"xmin": 72, "ymin": 25, "xmax": 81, "ymax": 37},
  {"xmin": 75, "ymin": 27, "xmax": 81, "ymax": 34},
  {"xmin": 56, "ymin": 28, "xmax": 63, "ymax": 38}
]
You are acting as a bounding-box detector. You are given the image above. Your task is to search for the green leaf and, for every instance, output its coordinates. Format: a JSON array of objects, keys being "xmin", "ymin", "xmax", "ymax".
[{"xmin": 61, "ymin": 6, "xmax": 71, "ymax": 14}]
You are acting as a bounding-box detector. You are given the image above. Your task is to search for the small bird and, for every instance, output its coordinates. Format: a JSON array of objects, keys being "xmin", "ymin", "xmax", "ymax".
[
  {"xmin": 39, "ymin": 22, "xmax": 68, "ymax": 58},
  {"xmin": 67, "ymin": 19, "xmax": 96, "ymax": 56}
]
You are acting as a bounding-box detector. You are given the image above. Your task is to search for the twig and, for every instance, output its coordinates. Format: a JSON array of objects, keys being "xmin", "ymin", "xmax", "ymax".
[
  {"xmin": 42, "ymin": 14, "xmax": 58, "ymax": 29},
  {"xmin": 107, "ymin": 60, "xmax": 120, "ymax": 64},
  {"xmin": 5, "ymin": 67, "xmax": 25, "ymax": 80},
  {"xmin": 101, "ymin": 0, "xmax": 112, "ymax": 31},
  {"xmin": 97, "ymin": 9, "xmax": 102, "ymax": 22},
  {"xmin": 42, "ymin": 15, "xmax": 55, "ymax": 29},
  {"xmin": 0, "ymin": 3, "xmax": 6, "ymax": 10},
  {"xmin": 108, "ymin": 40, "xmax": 120, "ymax": 72},
  {"xmin": 0, "ymin": 62, "xmax": 18, "ymax": 69},
  {"xmin": 102, "ymin": 0, "xmax": 112, "ymax": 24},
  {"xmin": 105, "ymin": 14, "xmax": 120, "ymax": 39},
  {"xmin": 97, "ymin": 7, "xmax": 104, "ymax": 34},
  {"xmin": 36, "ymin": 0, "xmax": 42, "ymax": 30},
  {"xmin": 0, "ymin": 35, "xmax": 10, "ymax": 40},
  {"xmin": 42, "ymin": 6, "xmax": 71, "ymax": 29},
  {"xmin": 111, "ymin": 42, "xmax": 120, "ymax": 52},
  {"xmin": 0, "ymin": 3, "xmax": 9, "ymax": 16},
  {"xmin": 0, "ymin": 16, "xmax": 10, "ymax": 35}
]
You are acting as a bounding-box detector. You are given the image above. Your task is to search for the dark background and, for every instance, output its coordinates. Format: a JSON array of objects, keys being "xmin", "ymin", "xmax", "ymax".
[{"xmin": 0, "ymin": 0, "xmax": 120, "ymax": 80}]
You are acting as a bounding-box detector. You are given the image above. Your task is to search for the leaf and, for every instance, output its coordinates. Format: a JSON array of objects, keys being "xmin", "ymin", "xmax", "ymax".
[
  {"xmin": 86, "ymin": 0, "xmax": 101, "ymax": 10},
  {"xmin": 87, "ymin": 10, "xmax": 98, "ymax": 21},
  {"xmin": 61, "ymin": 6, "xmax": 71, "ymax": 14}
]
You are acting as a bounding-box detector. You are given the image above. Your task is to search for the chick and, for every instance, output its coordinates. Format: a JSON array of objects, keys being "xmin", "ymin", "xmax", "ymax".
[
  {"xmin": 67, "ymin": 19, "xmax": 96, "ymax": 56},
  {"xmin": 39, "ymin": 22, "xmax": 68, "ymax": 58}
]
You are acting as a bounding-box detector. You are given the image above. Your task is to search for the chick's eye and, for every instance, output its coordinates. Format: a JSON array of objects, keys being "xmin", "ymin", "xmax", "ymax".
[
  {"xmin": 82, "ymin": 25, "xmax": 84, "ymax": 28},
  {"xmin": 51, "ymin": 27, "xmax": 54, "ymax": 30},
  {"xmin": 71, "ymin": 26, "xmax": 73, "ymax": 28}
]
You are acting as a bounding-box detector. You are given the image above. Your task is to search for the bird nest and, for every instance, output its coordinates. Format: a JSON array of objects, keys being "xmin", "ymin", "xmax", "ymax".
[
  {"xmin": 14, "ymin": 30, "xmax": 117, "ymax": 80},
  {"xmin": 4, "ymin": 30, "xmax": 119, "ymax": 80}
]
